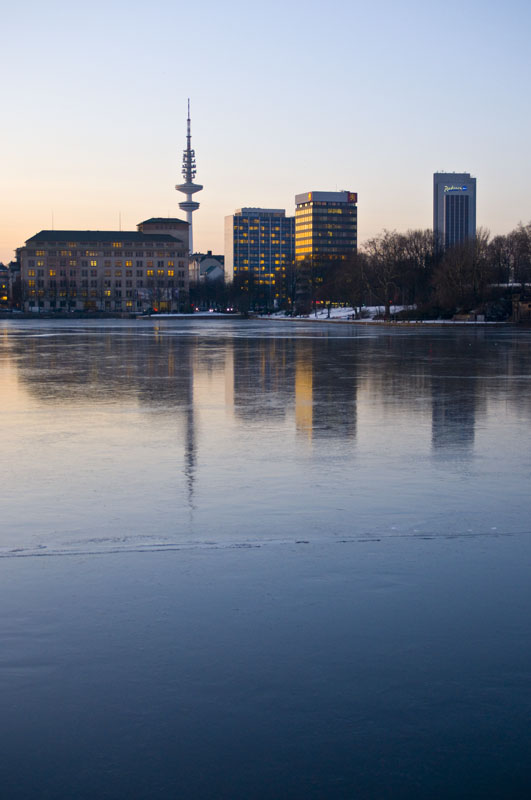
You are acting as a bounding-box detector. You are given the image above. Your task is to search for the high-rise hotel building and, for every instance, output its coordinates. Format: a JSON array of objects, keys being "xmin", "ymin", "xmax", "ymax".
[
  {"xmin": 295, "ymin": 191, "xmax": 358, "ymax": 261},
  {"xmin": 433, "ymin": 173, "xmax": 476, "ymax": 248},
  {"xmin": 224, "ymin": 208, "xmax": 295, "ymax": 300}
]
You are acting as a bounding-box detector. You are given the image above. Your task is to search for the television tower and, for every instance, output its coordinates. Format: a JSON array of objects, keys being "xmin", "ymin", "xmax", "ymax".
[{"xmin": 176, "ymin": 99, "xmax": 203, "ymax": 255}]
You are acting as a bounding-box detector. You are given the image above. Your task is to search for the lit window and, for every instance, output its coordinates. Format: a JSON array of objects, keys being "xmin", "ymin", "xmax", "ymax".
[
  {"xmin": 112, "ymin": 242, "xmax": 122, "ymax": 248},
  {"xmin": 90, "ymin": 260, "xmax": 97, "ymax": 267}
]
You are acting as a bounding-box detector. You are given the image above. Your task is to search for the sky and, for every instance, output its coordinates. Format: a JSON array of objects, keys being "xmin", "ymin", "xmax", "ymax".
[{"xmin": 1, "ymin": 0, "xmax": 530, "ymax": 263}]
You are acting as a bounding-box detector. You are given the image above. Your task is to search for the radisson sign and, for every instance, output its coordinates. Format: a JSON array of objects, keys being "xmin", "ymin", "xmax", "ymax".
[{"xmin": 444, "ymin": 185, "xmax": 468, "ymax": 192}]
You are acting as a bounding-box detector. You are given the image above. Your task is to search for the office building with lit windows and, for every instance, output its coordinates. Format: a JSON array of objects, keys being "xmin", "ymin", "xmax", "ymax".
[
  {"xmin": 433, "ymin": 172, "xmax": 476, "ymax": 248},
  {"xmin": 295, "ymin": 191, "xmax": 358, "ymax": 261},
  {"xmin": 224, "ymin": 208, "xmax": 295, "ymax": 303},
  {"xmin": 18, "ymin": 218, "xmax": 190, "ymax": 312}
]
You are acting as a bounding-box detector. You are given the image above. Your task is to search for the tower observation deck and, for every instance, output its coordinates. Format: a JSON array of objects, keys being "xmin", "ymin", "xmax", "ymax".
[{"xmin": 176, "ymin": 99, "xmax": 203, "ymax": 254}]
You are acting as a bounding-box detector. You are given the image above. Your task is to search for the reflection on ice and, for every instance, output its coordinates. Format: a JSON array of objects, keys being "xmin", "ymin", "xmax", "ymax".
[{"xmin": 1, "ymin": 319, "xmax": 531, "ymax": 556}]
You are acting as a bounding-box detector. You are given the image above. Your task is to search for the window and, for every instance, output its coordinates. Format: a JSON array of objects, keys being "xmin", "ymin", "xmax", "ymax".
[
  {"xmin": 90, "ymin": 260, "xmax": 97, "ymax": 267},
  {"xmin": 112, "ymin": 242, "xmax": 122, "ymax": 248},
  {"xmin": 49, "ymin": 269, "xmax": 56, "ymax": 277}
]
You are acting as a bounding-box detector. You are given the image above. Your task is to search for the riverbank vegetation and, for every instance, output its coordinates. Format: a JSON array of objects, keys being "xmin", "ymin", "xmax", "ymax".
[{"xmin": 192, "ymin": 221, "xmax": 531, "ymax": 320}]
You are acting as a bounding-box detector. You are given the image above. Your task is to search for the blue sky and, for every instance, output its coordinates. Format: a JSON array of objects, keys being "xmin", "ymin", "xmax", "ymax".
[{"xmin": 1, "ymin": 0, "xmax": 530, "ymax": 261}]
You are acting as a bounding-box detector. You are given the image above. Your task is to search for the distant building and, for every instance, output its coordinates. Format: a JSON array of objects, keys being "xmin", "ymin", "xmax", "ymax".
[
  {"xmin": 224, "ymin": 208, "xmax": 295, "ymax": 304},
  {"xmin": 18, "ymin": 218, "xmax": 189, "ymax": 312},
  {"xmin": 0, "ymin": 264, "xmax": 10, "ymax": 308},
  {"xmin": 295, "ymin": 191, "xmax": 358, "ymax": 262},
  {"xmin": 189, "ymin": 251, "xmax": 224, "ymax": 283},
  {"xmin": 433, "ymin": 172, "xmax": 476, "ymax": 248}
]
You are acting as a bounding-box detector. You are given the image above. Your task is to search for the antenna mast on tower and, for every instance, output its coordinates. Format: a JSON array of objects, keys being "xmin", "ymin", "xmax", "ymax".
[{"xmin": 175, "ymin": 99, "xmax": 203, "ymax": 255}]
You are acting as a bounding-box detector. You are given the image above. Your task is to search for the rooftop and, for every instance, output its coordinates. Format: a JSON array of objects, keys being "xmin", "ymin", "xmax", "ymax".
[
  {"xmin": 25, "ymin": 230, "xmax": 183, "ymax": 245},
  {"xmin": 139, "ymin": 217, "xmax": 189, "ymax": 225}
]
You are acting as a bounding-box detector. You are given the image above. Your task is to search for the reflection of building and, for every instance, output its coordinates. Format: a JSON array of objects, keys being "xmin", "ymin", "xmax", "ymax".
[
  {"xmin": 10, "ymin": 327, "xmax": 198, "ymax": 507},
  {"xmin": 294, "ymin": 339, "xmax": 357, "ymax": 441},
  {"xmin": 224, "ymin": 208, "xmax": 295, "ymax": 304},
  {"xmin": 430, "ymin": 338, "xmax": 480, "ymax": 458},
  {"xmin": 295, "ymin": 190, "xmax": 358, "ymax": 262},
  {"xmin": 433, "ymin": 172, "xmax": 476, "ymax": 248},
  {"xmin": 18, "ymin": 219, "xmax": 189, "ymax": 312},
  {"xmin": 431, "ymin": 380, "xmax": 476, "ymax": 455},
  {"xmin": 231, "ymin": 337, "xmax": 293, "ymax": 422}
]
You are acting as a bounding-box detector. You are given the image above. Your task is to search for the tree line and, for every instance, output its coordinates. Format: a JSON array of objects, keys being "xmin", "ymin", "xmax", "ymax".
[{"xmin": 190, "ymin": 221, "xmax": 531, "ymax": 319}]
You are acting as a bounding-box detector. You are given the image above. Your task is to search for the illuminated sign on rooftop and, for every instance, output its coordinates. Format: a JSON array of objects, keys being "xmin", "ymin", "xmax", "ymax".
[{"xmin": 444, "ymin": 185, "xmax": 468, "ymax": 192}]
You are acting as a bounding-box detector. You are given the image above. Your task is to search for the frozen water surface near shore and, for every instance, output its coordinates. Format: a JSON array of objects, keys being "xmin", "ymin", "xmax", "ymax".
[{"xmin": 1, "ymin": 319, "xmax": 530, "ymax": 798}]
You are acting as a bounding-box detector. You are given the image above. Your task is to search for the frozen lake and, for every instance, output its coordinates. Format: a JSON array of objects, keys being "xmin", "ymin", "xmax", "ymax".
[{"xmin": 1, "ymin": 319, "xmax": 530, "ymax": 798}]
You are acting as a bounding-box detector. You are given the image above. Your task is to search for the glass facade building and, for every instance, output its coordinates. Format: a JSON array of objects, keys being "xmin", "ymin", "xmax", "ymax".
[
  {"xmin": 224, "ymin": 208, "xmax": 295, "ymax": 302},
  {"xmin": 433, "ymin": 173, "xmax": 476, "ymax": 248},
  {"xmin": 295, "ymin": 191, "xmax": 358, "ymax": 261}
]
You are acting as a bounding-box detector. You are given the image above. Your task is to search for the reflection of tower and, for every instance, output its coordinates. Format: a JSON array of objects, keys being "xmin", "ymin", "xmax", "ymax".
[
  {"xmin": 184, "ymin": 396, "xmax": 196, "ymax": 510},
  {"xmin": 176, "ymin": 99, "xmax": 203, "ymax": 255}
]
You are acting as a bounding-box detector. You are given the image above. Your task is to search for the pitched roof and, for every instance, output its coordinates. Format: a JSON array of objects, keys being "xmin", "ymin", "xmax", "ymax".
[
  {"xmin": 25, "ymin": 230, "xmax": 182, "ymax": 244},
  {"xmin": 139, "ymin": 218, "xmax": 189, "ymax": 225}
]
